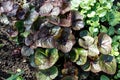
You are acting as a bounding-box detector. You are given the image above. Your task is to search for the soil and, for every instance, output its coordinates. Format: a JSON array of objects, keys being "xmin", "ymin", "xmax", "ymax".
[{"xmin": 0, "ymin": 28, "xmax": 36, "ymax": 80}]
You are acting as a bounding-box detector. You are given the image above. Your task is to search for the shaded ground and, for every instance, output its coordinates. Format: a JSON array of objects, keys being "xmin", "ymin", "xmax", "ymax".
[{"xmin": 0, "ymin": 29, "xmax": 36, "ymax": 80}]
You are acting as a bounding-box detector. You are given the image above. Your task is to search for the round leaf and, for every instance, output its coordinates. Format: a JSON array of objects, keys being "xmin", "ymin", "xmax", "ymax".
[
  {"xmin": 81, "ymin": 61, "xmax": 91, "ymax": 71},
  {"xmin": 72, "ymin": 21, "xmax": 84, "ymax": 31},
  {"xmin": 36, "ymin": 66, "xmax": 58, "ymax": 80},
  {"xmin": 88, "ymin": 43, "xmax": 99, "ymax": 57},
  {"xmin": 100, "ymin": 75, "xmax": 110, "ymax": 80},
  {"xmin": 76, "ymin": 48, "xmax": 88, "ymax": 65},
  {"xmin": 34, "ymin": 48, "xmax": 59, "ymax": 69},
  {"xmin": 91, "ymin": 62, "xmax": 101, "ymax": 73},
  {"xmin": 99, "ymin": 56, "xmax": 116, "ymax": 74},
  {"xmin": 39, "ymin": 3, "xmax": 53, "ymax": 16},
  {"xmin": 78, "ymin": 36, "xmax": 94, "ymax": 49},
  {"xmin": 21, "ymin": 46, "xmax": 34, "ymax": 56},
  {"xmin": 58, "ymin": 32, "xmax": 75, "ymax": 53},
  {"xmin": 70, "ymin": 49, "xmax": 79, "ymax": 62},
  {"xmin": 98, "ymin": 33, "xmax": 112, "ymax": 54}
]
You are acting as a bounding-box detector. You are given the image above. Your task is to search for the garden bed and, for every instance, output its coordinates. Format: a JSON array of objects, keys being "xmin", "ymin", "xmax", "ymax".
[{"xmin": 0, "ymin": 0, "xmax": 120, "ymax": 80}]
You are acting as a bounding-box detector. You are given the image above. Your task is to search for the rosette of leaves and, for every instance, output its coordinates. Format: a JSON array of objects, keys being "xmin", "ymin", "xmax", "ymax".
[
  {"xmin": 30, "ymin": 24, "xmax": 76, "ymax": 53},
  {"xmin": 22, "ymin": 0, "xmax": 84, "ymax": 54},
  {"xmin": 39, "ymin": 0, "xmax": 84, "ymax": 29},
  {"xmin": 31, "ymin": 25, "xmax": 61, "ymax": 49},
  {"xmin": 36, "ymin": 66, "xmax": 58, "ymax": 80},
  {"xmin": 70, "ymin": 33, "xmax": 117, "ymax": 74},
  {"xmin": 70, "ymin": 48, "xmax": 101, "ymax": 73},
  {"xmin": 70, "ymin": 49, "xmax": 116, "ymax": 74},
  {"xmin": 71, "ymin": 0, "xmax": 119, "ymax": 37},
  {"xmin": 33, "ymin": 48, "xmax": 59, "ymax": 70}
]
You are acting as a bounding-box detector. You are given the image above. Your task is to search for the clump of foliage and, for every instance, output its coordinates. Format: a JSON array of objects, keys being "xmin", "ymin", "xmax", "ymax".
[
  {"xmin": 71, "ymin": 0, "xmax": 120, "ymax": 79},
  {"xmin": 0, "ymin": 0, "xmax": 120, "ymax": 80},
  {"xmin": 71, "ymin": 0, "xmax": 120, "ymax": 36},
  {"xmin": 70, "ymin": 33, "xmax": 116, "ymax": 74}
]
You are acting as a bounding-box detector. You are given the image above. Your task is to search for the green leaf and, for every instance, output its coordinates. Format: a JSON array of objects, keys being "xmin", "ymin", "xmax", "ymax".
[
  {"xmin": 20, "ymin": 31, "xmax": 30, "ymax": 38},
  {"xmin": 111, "ymin": 49, "xmax": 119, "ymax": 56},
  {"xmin": 107, "ymin": 11, "xmax": 120, "ymax": 26},
  {"xmin": 36, "ymin": 71, "xmax": 51, "ymax": 80},
  {"xmin": 81, "ymin": 61, "xmax": 91, "ymax": 71},
  {"xmin": 90, "ymin": 16, "xmax": 99, "ymax": 23},
  {"xmin": 15, "ymin": 21, "xmax": 24, "ymax": 33},
  {"xmin": 112, "ymin": 35, "xmax": 120, "ymax": 42},
  {"xmin": 78, "ymin": 36, "xmax": 94, "ymax": 49},
  {"xmin": 10, "ymin": 37, "xmax": 19, "ymax": 44},
  {"xmin": 34, "ymin": 48, "xmax": 59, "ymax": 69},
  {"xmin": 100, "ymin": 75, "xmax": 110, "ymax": 80},
  {"xmin": 105, "ymin": 11, "xmax": 114, "ymax": 22},
  {"xmin": 75, "ymin": 48, "xmax": 88, "ymax": 65},
  {"xmin": 117, "ymin": 72, "xmax": 120, "ymax": 78},
  {"xmin": 36, "ymin": 66, "xmax": 58, "ymax": 80},
  {"xmin": 87, "ymin": 11, "xmax": 96, "ymax": 17},
  {"xmin": 101, "ymin": 17, "xmax": 106, "ymax": 22},
  {"xmin": 117, "ymin": 28, "xmax": 120, "ymax": 34},
  {"xmin": 0, "ymin": 43, "xmax": 4, "ymax": 48},
  {"xmin": 89, "ymin": 26, "xmax": 99, "ymax": 36},
  {"xmin": 100, "ymin": 25, "xmax": 108, "ymax": 33},
  {"xmin": 70, "ymin": 48, "xmax": 80, "ymax": 62},
  {"xmin": 99, "ymin": 56, "xmax": 116, "ymax": 74},
  {"xmin": 108, "ymin": 26, "xmax": 114, "ymax": 36},
  {"xmin": 79, "ymin": 72, "xmax": 89, "ymax": 80},
  {"xmin": 6, "ymin": 71, "xmax": 24, "ymax": 80},
  {"xmin": 96, "ymin": 8, "xmax": 107, "ymax": 17},
  {"xmin": 30, "ymin": 55, "xmax": 37, "ymax": 67},
  {"xmin": 71, "ymin": 0, "xmax": 81, "ymax": 10},
  {"xmin": 103, "ymin": 2, "xmax": 113, "ymax": 9},
  {"xmin": 116, "ymin": 55, "xmax": 120, "ymax": 64},
  {"xmin": 99, "ymin": 0, "xmax": 106, "ymax": 4},
  {"xmin": 112, "ymin": 42, "xmax": 119, "ymax": 51},
  {"xmin": 16, "ymin": 76, "xmax": 24, "ymax": 80}
]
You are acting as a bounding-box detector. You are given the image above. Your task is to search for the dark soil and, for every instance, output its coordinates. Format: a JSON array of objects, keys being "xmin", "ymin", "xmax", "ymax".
[
  {"xmin": 0, "ymin": 29, "xmax": 36, "ymax": 80},
  {"xmin": 0, "ymin": 48, "xmax": 37, "ymax": 80}
]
